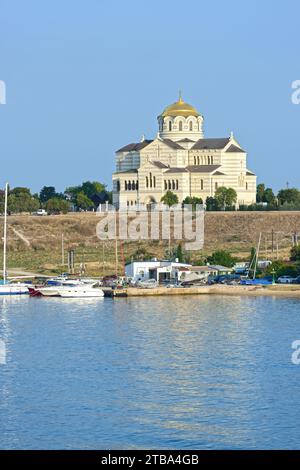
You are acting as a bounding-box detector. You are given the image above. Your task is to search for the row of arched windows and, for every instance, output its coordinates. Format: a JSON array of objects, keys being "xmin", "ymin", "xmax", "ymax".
[
  {"xmin": 125, "ymin": 180, "xmax": 138, "ymax": 191},
  {"xmin": 194, "ymin": 155, "xmax": 214, "ymax": 165},
  {"xmin": 127, "ymin": 200, "xmax": 137, "ymax": 206},
  {"xmin": 168, "ymin": 121, "xmax": 198, "ymax": 132},
  {"xmin": 146, "ymin": 173, "xmax": 156, "ymax": 188},
  {"xmin": 164, "ymin": 180, "xmax": 179, "ymax": 191}
]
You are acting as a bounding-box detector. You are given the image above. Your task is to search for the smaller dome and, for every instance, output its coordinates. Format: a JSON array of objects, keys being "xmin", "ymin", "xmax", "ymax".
[{"xmin": 160, "ymin": 95, "xmax": 200, "ymax": 118}]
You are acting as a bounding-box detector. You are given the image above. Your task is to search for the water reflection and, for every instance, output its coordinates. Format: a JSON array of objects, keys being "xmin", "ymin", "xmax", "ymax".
[{"xmin": 0, "ymin": 295, "xmax": 300, "ymax": 449}]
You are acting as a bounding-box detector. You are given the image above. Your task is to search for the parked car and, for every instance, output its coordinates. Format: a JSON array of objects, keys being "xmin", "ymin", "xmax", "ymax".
[
  {"xmin": 277, "ymin": 276, "xmax": 296, "ymax": 284},
  {"xmin": 33, "ymin": 209, "xmax": 48, "ymax": 216},
  {"xmin": 292, "ymin": 276, "xmax": 300, "ymax": 284},
  {"xmin": 136, "ymin": 279, "xmax": 158, "ymax": 289}
]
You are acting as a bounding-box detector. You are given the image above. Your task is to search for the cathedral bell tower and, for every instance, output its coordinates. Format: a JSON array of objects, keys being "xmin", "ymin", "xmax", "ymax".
[{"xmin": 157, "ymin": 93, "xmax": 204, "ymax": 142}]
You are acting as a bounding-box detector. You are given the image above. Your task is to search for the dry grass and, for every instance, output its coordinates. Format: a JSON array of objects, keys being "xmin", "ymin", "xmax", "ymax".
[{"xmin": 0, "ymin": 211, "xmax": 299, "ymax": 276}]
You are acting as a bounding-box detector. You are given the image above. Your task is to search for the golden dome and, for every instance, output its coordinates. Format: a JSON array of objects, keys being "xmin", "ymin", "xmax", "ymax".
[{"xmin": 160, "ymin": 95, "xmax": 200, "ymax": 118}]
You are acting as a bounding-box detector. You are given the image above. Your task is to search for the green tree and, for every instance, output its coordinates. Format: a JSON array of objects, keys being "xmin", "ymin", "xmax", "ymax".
[
  {"xmin": 215, "ymin": 187, "xmax": 237, "ymax": 210},
  {"xmin": 278, "ymin": 188, "xmax": 300, "ymax": 206},
  {"xmin": 10, "ymin": 187, "xmax": 31, "ymax": 197},
  {"xmin": 205, "ymin": 196, "xmax": 218, "ymax": 211},
  {"xmin": 264, "ymin": 188, "xmax": 276, "ymax": 205},
  {"xmin": 206, "ymin": 250, "xmax": 235, "ymax": 268},
  {"xmin": 256, "ymin": 183, "xmax": 266, "ymax": 203},
  {"xmin": 290, "ymin": 245, "xmax": 300, "ymax": 262},
  {"xmin": 182, "ymin": 196, "xmax": 203, "ymax": 210},
  {"xmin": 39, "ymin": 186, "xmax": 57, "ymax": 203},
  {"xmin": 7, "ymin": 192, "xmax": 39, "ymax": 213},
  {"xmin": 76, "ymin": 192, "xmax": 94, "ymax": 210},
  {"xmin": 175, "ymin": 243, "xmax": 184, "ymax": 262},
  {"xmin": 45, "ymin": 198, "xmax": 70, "ymax": 214},
  {"xmin": 161, "ymin": 191, "xmax": 178, "ymax": 207}
]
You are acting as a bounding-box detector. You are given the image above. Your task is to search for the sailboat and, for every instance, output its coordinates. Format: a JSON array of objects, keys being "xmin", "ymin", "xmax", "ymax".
[{"xmin": 0, "ymin": 183, "xmax": 29, "ymax": 295}]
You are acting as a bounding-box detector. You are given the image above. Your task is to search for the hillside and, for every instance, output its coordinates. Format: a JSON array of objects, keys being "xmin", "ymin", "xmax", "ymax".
[{"xmin": 0, "ymin": 211, "xmax": 299, "ymax": 276}]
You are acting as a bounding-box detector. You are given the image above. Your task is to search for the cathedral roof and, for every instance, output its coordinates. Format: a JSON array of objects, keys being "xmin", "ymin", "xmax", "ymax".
[
  {"xmin": 186, "ymin": 165, "xmax": 222, "ymax": 173},
  {"xmin": 226, "ymin": 144, "xmax": 245, "ymax": 153},
  {"xmin": 117, "ymin": 140, "xmax": 153, "ymax": 153},
  {"xmin": 192, "ymin": 138, "xmax": 230, "ymax": 150},
  {"xmin": 160, "ymin": 95, "xmax": 200, "ymax": 118},
  {"xmin": 162, "ymin": 139, "xmax": 183, "ymax": 149}
]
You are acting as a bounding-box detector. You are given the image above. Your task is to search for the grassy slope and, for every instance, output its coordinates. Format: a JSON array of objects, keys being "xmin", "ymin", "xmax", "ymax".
[{"xmin": 0, "ymin": 212, "xmax": 299, "ymax": 276}]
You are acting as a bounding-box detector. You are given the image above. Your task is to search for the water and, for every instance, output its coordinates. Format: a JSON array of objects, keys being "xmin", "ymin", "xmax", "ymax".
[{"xmin": 0, "ymin": 294, "xmax": 300, "ymax": 450}]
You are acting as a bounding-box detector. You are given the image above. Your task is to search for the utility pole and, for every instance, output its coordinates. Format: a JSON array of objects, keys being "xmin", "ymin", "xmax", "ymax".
[
  {"xmin": 115, "ymin": 238, "xmax": 118, "ymax": 277},
  {"xmin": 61, "ymin": 233, "xmax": 64, "ymax": 266}
]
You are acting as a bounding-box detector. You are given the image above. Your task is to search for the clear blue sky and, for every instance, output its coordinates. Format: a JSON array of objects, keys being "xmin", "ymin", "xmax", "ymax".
[{"xmin": 0, "ymin": 0, "xmax": 300, "ymax": 193}]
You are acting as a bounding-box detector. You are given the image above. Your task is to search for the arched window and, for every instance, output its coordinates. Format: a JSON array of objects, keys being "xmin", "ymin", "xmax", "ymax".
[
  {"xmin": 128, "ymin": 181, "xmax": 132, "ymax": 190},
  {"xmin": 208, "ymin": 156, "xmax": 211, "ymax": 165},
  {"xmin": 176, "ymin": 180, "xmax": 179, "ymax": 190},
  {"xmin": 149, "ymin": 172, "xmax": 152, "ymax": 188},
  {"xmin": 172, "ymin": 180, "xmax": 175, "ymax": 190},
  {"xmin": 197, "ymin": 156, "xmax": 200, "ymax": 165},
  {"xmin": 179, "ymin": 121, "xmax": 183, "ymax": 132},
  {"xmin": 168, "ymin": 180, "xmax": 171, "ymax": 190},
  {"xmin": 194, "ymin": 156, "xmax": 196, "ymax": 165},
  {"xmin": 132, "ymin": 181, "xmax": 136, "ymax": 191},
  {"xmin": 201, "ymin": 179, "xmax": 204, "ymax": 190},
  {"xmin": 125, "ymin": 181, "xmax": 128, "ymax": 190},
  {"xmin": 168, "ymin": 121, "xmax": 172, "ymax": 131},
  {"xmin": 153, "ymin": 176, "xmax": 156, "ymax": 188},
  {"xmin": 164, "ymin": 180, "xmax": 167, "ymax": 190},
  {"xmin": 189, "ymin": 121, "xmax": 193, "ymax": 131},
  {"xmin": 246, "ymin": 182, "xmax": 248, "ymax": 191},
  {"xmin": 136, "ymin": 181, "xmax": 139, "ymax": 190},
  {"xmin": 116, "ymin": 181, "xmax": 120, "ymax": 192},
  {"xmin": 146, "ymin": 176, "xmax": 149, "ymax": 188},
  {"xmin": 211, "ymin": 156, "xmax": 214, "ymax": 165}
]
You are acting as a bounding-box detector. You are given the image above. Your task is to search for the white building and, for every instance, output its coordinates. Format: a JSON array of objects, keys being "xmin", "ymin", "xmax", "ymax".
[
  {"xmin": 125, "ymin": 260, "xmax": 191, "ymax": 284},
  {"xmin": 113, "ymin": 94, "xmax": 257, "ymax": 209}
]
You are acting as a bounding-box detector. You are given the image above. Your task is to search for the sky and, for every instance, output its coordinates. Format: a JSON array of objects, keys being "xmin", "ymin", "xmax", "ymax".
[{"xmin": 0, "ymin": 0, "xmax": 300, "ymax": 193}]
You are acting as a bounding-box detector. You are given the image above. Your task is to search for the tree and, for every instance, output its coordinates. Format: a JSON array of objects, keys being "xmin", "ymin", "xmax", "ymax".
[
  {"xmin": 256, "ymin": 183, "xmax": 266, "ymax": 203},
  {"xmin": 45, "ymin": 198, "xmax": 70, "ymax": 214},
  {"xmin": 206, "ymin": 250, "xmax": 235, "ymax": 268},
  {"xmin": 10, "ymin": 187, "xmax": 31, "ymax": 197},
  {"xmin": 264, "ymin": 188, "xmax": 276, "ymax": 205},
  {"xmin": 65, "ymin": 181, "xmax": 109, "ymax": 208},
  {"xmin": 7, "ymin": 191, "xmax": 39, "ymax": 213},
  {"xmin": 290, "ymin": 245, "xmax": 300, "ymax": 262},
  {"xmin": 40, "ymin": 186, "xmax": 57, "ymax": 203},
  {"xmin": 215, "ymin": 187, "xmax": 237, "ymax": 210},
  {"xmin": 182, "ymin": 196, "xmax": 203, "ymax": 210},
  {"xmin": 205, "ymin": 197, "xmax": 218, "ymax": 211},
  {"xmin": 278, "ymin": 188, "xmax": 300, "ymax": 206},
  {"xmin": 76, "ymin": 192, "xmax": 94, "ymax": 211},
  {"xmin": 174, "ymin": 243, "xmax": 184, "ymax": 262},
  {"xmin": 161, "ymin": 191, "xmax": 178, "ymax": 207}
]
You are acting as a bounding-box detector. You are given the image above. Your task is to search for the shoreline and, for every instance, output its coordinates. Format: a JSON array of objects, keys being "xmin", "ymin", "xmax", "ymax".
[{"xmin": 125, "ymin": 285, "xmax": 300, "ymax": 298}]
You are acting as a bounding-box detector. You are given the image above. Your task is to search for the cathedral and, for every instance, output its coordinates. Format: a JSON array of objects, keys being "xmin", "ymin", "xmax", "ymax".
[{"xmin": 112, "ymin": 95, "xmax": 257, "ymax": 209}]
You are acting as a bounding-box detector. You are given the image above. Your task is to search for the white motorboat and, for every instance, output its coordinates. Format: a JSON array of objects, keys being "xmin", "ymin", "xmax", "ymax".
[{"xmin": 58, "ymin": 284, "xmax": 104, "ymax": 298}]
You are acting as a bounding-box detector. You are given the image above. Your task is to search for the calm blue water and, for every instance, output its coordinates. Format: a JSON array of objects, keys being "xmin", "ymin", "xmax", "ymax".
[{"xmin": 0, "ymin": 295, "xmax": 300, "ymax": 450}]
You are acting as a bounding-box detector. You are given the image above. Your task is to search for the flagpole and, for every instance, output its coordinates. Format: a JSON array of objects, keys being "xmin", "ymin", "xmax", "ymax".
[{"xmin": 3, "ymin": 183, "xmax": 8, "ymax": 283}]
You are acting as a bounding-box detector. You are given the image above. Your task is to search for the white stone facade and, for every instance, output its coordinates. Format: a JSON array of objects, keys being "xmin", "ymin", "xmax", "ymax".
[{"xmin": 112, "ymin": 96, "xmax": 257, "ymax": 209}]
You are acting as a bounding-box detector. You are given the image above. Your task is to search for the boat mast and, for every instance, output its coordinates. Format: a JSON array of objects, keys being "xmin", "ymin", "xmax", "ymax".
[
  {"xmin": 253, "ymin": 232, "xmax": 262, "ymax": 280},
  {"xmin": 3, "ymin": 183, "xmax": 8, "ymax": 283}
]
